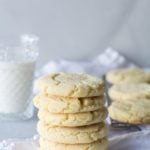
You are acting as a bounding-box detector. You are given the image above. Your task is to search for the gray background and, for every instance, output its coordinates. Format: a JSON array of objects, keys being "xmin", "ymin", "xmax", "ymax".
[{"xmin": 0, "ymin": 0, "xmax": 149, "ymax": 67}]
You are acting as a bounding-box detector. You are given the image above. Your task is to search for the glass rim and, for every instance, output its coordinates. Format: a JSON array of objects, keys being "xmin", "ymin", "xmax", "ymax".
[{"xmin": 0, "ymin": 48, "xmax": 39, "ymax": 62}]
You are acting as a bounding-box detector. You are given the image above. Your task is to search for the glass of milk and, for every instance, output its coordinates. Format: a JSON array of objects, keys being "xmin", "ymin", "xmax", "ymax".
[{"xmin": 0, "ymin": 34, "xmax": 39, "ymax": 120}]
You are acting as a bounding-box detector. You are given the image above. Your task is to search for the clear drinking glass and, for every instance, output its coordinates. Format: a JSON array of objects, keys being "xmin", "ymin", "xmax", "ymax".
[{"xmin": 0, "ymin": 34, "xmax": 39, "ymax": 120}]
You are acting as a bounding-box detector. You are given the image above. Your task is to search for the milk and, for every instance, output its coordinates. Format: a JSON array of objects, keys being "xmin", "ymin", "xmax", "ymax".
[{"xmin": 0, "ymin": 61, "xmax": 35, "ymax": 113}]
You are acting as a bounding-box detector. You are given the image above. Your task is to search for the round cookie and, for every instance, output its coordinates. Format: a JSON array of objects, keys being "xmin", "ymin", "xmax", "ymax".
[
  {"xmin": 109, "ymin": 99, "xmax": 150, "ymax": 124},
  {"xmin": 108, "ymin": 83, "xmax": 150, "ymax": 101},
  {"xmin": 36, "ymin": 72, "xmax": 105, "ymax": 97},
  {"xmin": 37, "ymin": 121, "xmax": 107, "ymax": 144},
  {"xmin": 34, "ymin": 94, "xmax": 104, "ymax": 113},
  {"xmin": 40, "ymin": 138, "xmax": 108, "ymax": 150},
  {"xmin": 106, "ymin": 68, "xmax": 150, "ymax": 84},
  {"xmin": 38, "ymin": 107, "xmax": 108, "ymax": 127}
]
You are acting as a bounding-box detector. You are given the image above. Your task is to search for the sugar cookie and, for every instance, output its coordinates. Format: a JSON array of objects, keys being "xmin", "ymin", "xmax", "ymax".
[
  {"xmin": 38, "ymin": 121, "xmax": 107, "ymax": 144},
  {"xmin": 109, "ymin": 99, "xmax": 150, "ymax": 124},
  {"xmin": 34, "ymin": 94, "xmax": 104, "ymax": 113},
  {"xmin": 38, "ymin": 107, "xmax": 108, "ymax": 127},
  {"xmin": 106, "ymin": 68, "xmax": 150, "ymax": 84},
  {"xmin": 36, "ymin": 73, "xmax": 105, "ymax": 97}
]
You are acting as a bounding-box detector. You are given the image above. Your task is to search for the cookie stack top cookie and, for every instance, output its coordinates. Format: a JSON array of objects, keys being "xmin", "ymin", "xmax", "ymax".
[
  {"xmin": 106, "ymin": 68, "xmax": 150, "ymax": 84},
  {"xmin": 36, "ymin": 72, "xmax": 105, "ymax": 97}
]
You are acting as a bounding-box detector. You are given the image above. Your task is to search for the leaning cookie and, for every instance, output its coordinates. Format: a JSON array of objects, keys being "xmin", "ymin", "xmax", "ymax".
[
  {"xmin": 108, "ymin": 83, "xmax": 150, "ymax": 101},
  {"xmin": 108, "ymin": 99, "xmax": 150, "ymax": 124},
  {"xmin": 38, "ymin": 107, "xmax": 108, "ymax": 127},
  {"xmin": 34, "ymin": 94, "xmax": 104, "ymax": 113},
  {"xmin": 37, "ymin": 121, "xmax": 107, "ymax": 144},
  {"xmin": 40, "ymin": 138, "xmax": 108, "ymax": 150},
  {"xmin": 36, "ymin": 72, "xmax": 105, "ymax": 97},
  {"xmin": 106, "ymin": 68, "xmax": 150, "ymax": 84}
]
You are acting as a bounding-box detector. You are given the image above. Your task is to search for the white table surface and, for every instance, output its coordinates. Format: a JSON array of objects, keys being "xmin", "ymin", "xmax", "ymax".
[{"xmin": 0, "ymin": 110, "xmax": 38, "ymax": 140}]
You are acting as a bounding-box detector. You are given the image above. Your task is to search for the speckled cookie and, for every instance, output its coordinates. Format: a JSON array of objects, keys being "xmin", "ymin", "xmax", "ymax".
[
  {"xmin": 37, "ymin": 121, "xmax": 107, "ymax": 144},
  {"xmin": 106, "ymin": 68, "xmax": 150, "ymax": 84},
  {"xmin": 109, "ymin": 99, "xmax": 150, "ymax": 124},
  {"xmin": 38, "ymin": 107, "xmax": 108, "ymax": 127},
  {"xmin": 40, "ymin": 138, "xmax": 108, "ymax": 150},
  {"xmin": 36, "ymin": 73, "xmax": 105, "ymax": 97},
  {"xmin": 34, "ymin": 94, "xmax": 104, "ymax": 113},
  {"xmin": 108, "ymin": 83, "xmax": 150, "ymax": 101}
]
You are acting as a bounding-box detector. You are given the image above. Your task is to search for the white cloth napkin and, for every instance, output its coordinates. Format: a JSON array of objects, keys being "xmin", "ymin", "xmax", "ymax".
[{"xmin": 38, "ymin": 47, "xmax": 135, "ymax": 77}]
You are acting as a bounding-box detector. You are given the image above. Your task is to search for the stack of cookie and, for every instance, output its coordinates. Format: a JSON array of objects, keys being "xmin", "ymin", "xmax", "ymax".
[
  {"xmin": 34, "ymin": 72, "xmax": 108, "ymax": 150},
  {"xmin": 106, "ymin": 68, "xmax": 150, "ymax": 124}
]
